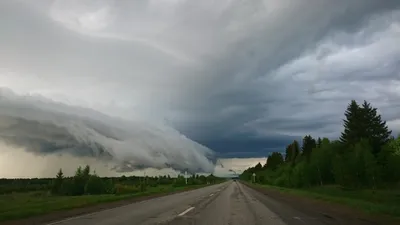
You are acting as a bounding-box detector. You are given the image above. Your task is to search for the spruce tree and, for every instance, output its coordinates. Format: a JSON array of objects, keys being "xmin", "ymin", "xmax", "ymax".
[
  {"xmin": 340, "ymin": 100, "xmax": 363, "ymax": 145},
  {"xmin": 361, "ymin": 101, "xmax": 391, "ymax": 155},
  {"xmin": 317, "ymin": 137, "xmax": 322, "ymax": 148},
  {"xmin": 285, "ymin": 143, "xmax": 292, "ymax": 162},
  {"xmin": 51, "ymin": 168, "xmax": 64, "ymax": 195},
  {"xmin": 254, "ymin": 162, "xmax": 262, "ymax": 171},
  {"xmin": 339, "ymin": 100, "xmax": 391, "ymax": 155},
  {"xmin": 292, "ymin": 140, "xmax": 300, "ymax": 162},
  {"xmin": 266, "ymin": 152, "xmax": 284, "ymax": 171},
  {"xmin": 302, "ymin": 135, "xmax": 316, "ymax": 161},
  {"xmin": 285, "ymin": 141, "xmax": 300, "ymax": 164}
]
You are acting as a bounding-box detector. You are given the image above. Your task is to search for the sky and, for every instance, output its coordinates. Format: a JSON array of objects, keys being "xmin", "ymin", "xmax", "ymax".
[{"xmin": 0, "ymin": 0, "xmax": 400, "ymax": 177}]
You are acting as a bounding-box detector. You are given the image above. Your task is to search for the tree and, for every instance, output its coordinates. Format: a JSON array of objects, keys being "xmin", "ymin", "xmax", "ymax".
[
  {"xmin": 340, "ymin": 100, "xmax": 391, "ymax": 156},
  {"xmin": 75, "ymin": 166, "xmax": 83, "ymax": 177},
  {"xmin": 378, "ymin": 141, "xmax": 400, "ymax": 184},
  {"xmin": 362, "ymin": 145, "xmax": 379, "ymax": 189},
  {"xmin": 265, "ymin": 152, "xmax": 284, "ymax": 171},
  {"xmin": 302, "ymin": 135, "xmax": 316, "ymax": 161},
  {"xmin": 238, "ymin": 99, "xmax": 396, "ymax": 190},
  {"xmin": 83, "ymin": 165, "xmax": 91, "ymax": 179},
  {"xmin": 340, "ymin": 100, "xmax": 364, "ymax": 146},
  {"xmin": 317, "ymin": 137, "xmax": 322, "ymax": 148},
  {"xmin": 332, "ymin": 150, "xmax": 359, "ymax": 188},
  {"xmin": 71, "ymin": 166, "xmax": 87, "ymax": 195},
  {"xmin": 173, "ymin": 175, "xmax": 186, "ymax": 187},
  {"xmin": 254, "ymin": 162, "xmax": 263, "ymax": 171},
  {"xmin": 388, "ymin": 135, "xmax": 400, "ymax": 156},
  {"xmin": 361, "ymin": 101, "xmax": 392, "ymax": 156},
  {"xmin": 85, "ymin": 174, "xmax": 106, "ymax": 195},
  {"xmin": 51, "ymin": 169, "xmax": 64, "ymax": 195},
  {"xmin": 285, "ymin": 140, "xmax": 300, "ymax": 164},
  {"xmin": 284, "ymin": 144, "xmax": 292, "ymax": 162},
  {"xmin": 309, "ymin": 140, "xmax": 334, "ymax": 186}
]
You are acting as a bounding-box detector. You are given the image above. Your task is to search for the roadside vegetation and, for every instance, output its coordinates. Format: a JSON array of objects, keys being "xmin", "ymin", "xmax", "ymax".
[
  {"xmin": 240, "ymin": 100, "xmax": 400, "ymax": 218},
  {"xmin": 0, "ymin": 167, "xmax": 224, "ymax": 221}
]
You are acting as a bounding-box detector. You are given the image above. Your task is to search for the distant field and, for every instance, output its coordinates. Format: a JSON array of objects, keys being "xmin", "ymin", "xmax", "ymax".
[
  {"xmin": 0, "ymin": 184, "xmax": 207, "ymax": 222},
  {"xmin": 249, "ymin": 183, "xmax": 400, "ymax": 218}
]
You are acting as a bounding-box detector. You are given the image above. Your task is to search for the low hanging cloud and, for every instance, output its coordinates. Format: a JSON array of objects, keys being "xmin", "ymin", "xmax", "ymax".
[
  {"xmin": 0, "ymin": 89, "xmax": 216, "ymax": 174},
  {"xmin": 1, "ymin": 0, "xmax": 400, "ymax": 172}
]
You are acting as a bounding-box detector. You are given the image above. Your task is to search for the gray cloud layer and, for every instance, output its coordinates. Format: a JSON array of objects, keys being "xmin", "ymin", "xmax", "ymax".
[
  {"xmin": 1, "ymin": 0, "xmax": 400, "ymax": 167},
  {"xmin": 0, "ymin": 89, "xmax": 215, "ymax": 173}
]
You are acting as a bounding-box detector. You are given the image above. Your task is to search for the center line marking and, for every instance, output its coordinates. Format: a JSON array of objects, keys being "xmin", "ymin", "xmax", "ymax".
[
  {"xmin": 178, "ymin": 207, "xmax": 195, "ymax": 216},
  {"xmin": 209, "ymin": 193, "xmax": 214, "ymax": 196}
]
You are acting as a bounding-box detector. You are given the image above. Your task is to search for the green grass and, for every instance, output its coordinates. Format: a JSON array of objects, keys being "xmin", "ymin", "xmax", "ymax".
[
  {"xmin": 0, "ymin": 184, "xmax": 207, "ymax": 222},
  {"xmin": 249, "ymin": 183, "xmax": 400, "ymax": 218}
]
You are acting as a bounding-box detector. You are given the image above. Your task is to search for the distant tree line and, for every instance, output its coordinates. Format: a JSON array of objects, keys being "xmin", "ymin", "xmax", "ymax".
[
  {"xmin": 0, "ymin": 178, "xmax": 53, "ymax": 194},
  {"xmin": 240, "ymin": 100, "xmax": 400, "ymax": 189},
  {"xmin": 51, "ymin": 166, "xmax": 222, "ymax": 196},
  {"xmin": 0, "ymin": 167, "xmax": 223, "ymax": 196}
]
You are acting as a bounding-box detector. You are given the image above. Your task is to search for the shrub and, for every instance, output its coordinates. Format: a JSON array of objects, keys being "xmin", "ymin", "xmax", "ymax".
[{"xmin": 114, "ymin": 184, "xmax": 140, "ymax": 195}]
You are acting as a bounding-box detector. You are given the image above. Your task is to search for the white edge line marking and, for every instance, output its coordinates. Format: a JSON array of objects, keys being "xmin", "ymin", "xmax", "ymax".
[
  {"xmin": 47, "ymin": 186, "xmax": 217, "ymax": 224},
  {"xmin": 178, "ymin": 207, "xmax": 195, "ymax": 216}
]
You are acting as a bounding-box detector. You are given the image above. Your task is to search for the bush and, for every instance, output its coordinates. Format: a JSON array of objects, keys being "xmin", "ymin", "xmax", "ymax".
[
  {"xmin": 85, "ymin": 175, "xmax": 107, "ymax": 195},
  {"xmin": 114, "ymin": 184, "xmax": 140, "ymax": 195}
]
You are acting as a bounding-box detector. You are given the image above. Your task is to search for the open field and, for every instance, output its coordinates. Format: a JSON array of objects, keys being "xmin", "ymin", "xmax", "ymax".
[{"xmin": 0, "ymin": 184, "xmax": 211, "ymax": 222}]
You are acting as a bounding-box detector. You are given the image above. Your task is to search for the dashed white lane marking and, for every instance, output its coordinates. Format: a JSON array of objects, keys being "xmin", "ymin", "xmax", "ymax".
[
  {"xmin": 293, "ymin": 217, "xmax": 306, "ymax": 224},
  {"xmin": 209, "ymin": 193, "xmax": 214, "ymax": 197},
  {"xmin": 178, "ymin": 207, "xmax": 195, "ymax": 216}
]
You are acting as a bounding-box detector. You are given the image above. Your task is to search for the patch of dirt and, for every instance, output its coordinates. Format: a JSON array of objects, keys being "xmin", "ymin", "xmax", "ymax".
[
  {"xmin": 244, "ymin": 183, "xmax": 400, "ymax": 225},
  {"xmin": 0, "ymin": 187, "xmax": 202, "ymax": 225}
]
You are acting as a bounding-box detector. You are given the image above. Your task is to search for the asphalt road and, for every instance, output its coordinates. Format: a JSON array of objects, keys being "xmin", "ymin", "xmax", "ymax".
[{"xmin": 45, "ymin": 181, "xmax": 330, "ymax": 225}]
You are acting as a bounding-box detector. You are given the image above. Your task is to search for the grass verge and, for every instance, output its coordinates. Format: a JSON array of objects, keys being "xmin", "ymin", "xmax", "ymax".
[
  {"xmin": 246, "ymin": 182, "xmax": 400, "ymax": 218},
  {"xmin": 0, "ymin": 184, "xmax": 209, "ymax": 222}
]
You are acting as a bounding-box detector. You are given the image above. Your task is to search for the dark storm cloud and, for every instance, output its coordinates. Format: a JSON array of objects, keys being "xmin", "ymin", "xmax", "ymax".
[
  {"xmin": 165, "ymin": 1, "xmax": 400, "ymax": 152},
  {"xmin": 201, "ymin": 134, "xmax": 299, "ymax": 158},
  {"xmin": 1, "ymin": 0, "xmax": 400, "ymax": 163}
]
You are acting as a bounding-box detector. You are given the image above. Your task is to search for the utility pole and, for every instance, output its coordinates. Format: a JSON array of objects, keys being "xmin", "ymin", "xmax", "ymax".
[{"xmin": 185, "ymin": 170, "xmax": 188, "ymax": 185}]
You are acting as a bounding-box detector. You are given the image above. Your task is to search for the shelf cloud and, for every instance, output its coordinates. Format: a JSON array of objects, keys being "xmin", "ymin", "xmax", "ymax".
[
  {"xmin": 1, "ymin": 0, "xmax": 400, "ymax": 176},
  {"xmin": 0, "ymin": 89, "xmax": 215, "ymax": 174}
]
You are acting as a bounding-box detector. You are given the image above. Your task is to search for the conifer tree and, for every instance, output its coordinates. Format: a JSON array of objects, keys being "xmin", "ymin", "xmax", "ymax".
[
  {"xmin": 317, "ymin": 137, "xmax": 322, "ymax": 148},
  {"xmin": 285, "ymin": 140, "xmax": 300, "ymax": 164},
  {"xmin": 340, "ymin": 100, "xmax": 391, "ymax": 155},
  {"xmin": 302, "ymin": 135, "xmax": 316, "ymax": 161},
  {"xmin": 361, "ymin": 101, "xmax": 391, "ymax": 155},
  {"xmin": 51, "ymin": 168, "xmax": 64, "ymax": 195},
  {"xmin": 340, "ymin": 100, "xmax": 363, "ymax": 145},
  {"xmin": 266, "ymin": 152, "xmax": 284, "ymax": 171},
  {"xmin": 254, "ymin": 162, "xmax": 262, "ymax": 171},
  {"xmin": 285, "ymin": 144, "xmax": 292, "ymax": 162}
]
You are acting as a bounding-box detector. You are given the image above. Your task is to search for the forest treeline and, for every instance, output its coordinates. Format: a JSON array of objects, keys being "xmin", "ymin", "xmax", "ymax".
[
  {"xmin": 240, "ymin": 100, "xmax": 400, "ymax": 189},
  {"xmin": 0, "ymin": 167, "xmax": 223, "ymax": 195},
  {"xmin": 50, "ymin": 166, "xmax": 222, "ymax": 196}
]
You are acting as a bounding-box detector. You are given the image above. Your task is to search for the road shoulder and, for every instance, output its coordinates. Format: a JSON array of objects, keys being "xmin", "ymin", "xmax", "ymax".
[{"xmin": 243, "ymin": 182, "xmax": 400, "ymax": 225}]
